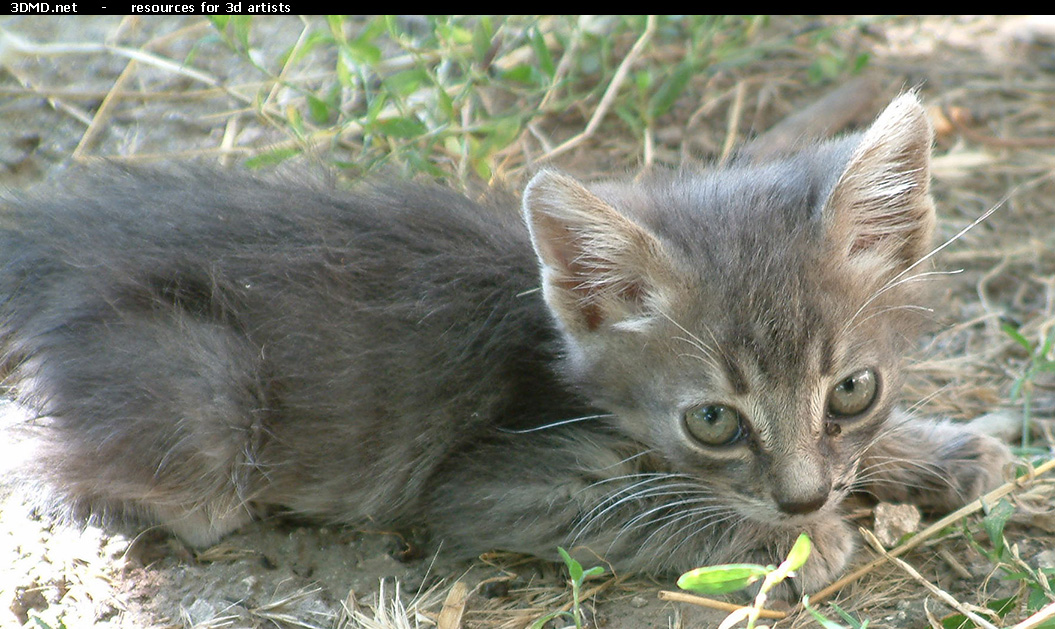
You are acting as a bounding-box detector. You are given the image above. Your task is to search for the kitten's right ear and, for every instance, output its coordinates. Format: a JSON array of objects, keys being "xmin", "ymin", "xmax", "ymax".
[
  {"xmin": 822, "ymin": 93, "xmax": 936, "ymax": 275},
  {"xmin": 522, "ymin": 170, "xmax": 677, "ymax": 334}
]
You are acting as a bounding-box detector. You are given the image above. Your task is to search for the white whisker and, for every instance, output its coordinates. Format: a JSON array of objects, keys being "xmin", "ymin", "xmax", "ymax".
[{"xmin": 499, "ymin": 413, "xmax": 613, "ymax": 434}]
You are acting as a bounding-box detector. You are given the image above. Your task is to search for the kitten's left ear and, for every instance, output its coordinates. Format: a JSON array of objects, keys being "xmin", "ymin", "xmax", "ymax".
[{"xmin": 823, "ymin": 93, "xmax": 936, "ymax": 273}]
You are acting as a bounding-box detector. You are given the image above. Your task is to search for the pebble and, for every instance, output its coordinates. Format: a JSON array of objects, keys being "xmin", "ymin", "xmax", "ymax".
[
  {"xmin": 874, "ymin": 502, "xmax": 921, "ymax": 548},
  {"xmin": 1034, "ymin": 548, "xmax": 1055, "ymax": 569}
]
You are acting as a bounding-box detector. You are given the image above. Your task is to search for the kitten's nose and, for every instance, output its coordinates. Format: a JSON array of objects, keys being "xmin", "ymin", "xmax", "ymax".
[
  {"xmin": 771, "ymin": 452, "xmax": 831, "ymax": 515},
  {"xmin": 775, "ymin": 490, "xmax": 828, "ymax": 515}
]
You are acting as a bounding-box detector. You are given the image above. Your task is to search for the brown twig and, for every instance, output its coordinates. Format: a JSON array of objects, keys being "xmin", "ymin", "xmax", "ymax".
[
  {"xmin": 73, "ymin": 56, "xmax": 137, "ymax": 161},
  {"xmin": 657, "ymin": 590, "xmax": 786, "ymax": 620},
  {"xmin": 718, "ymin": 81, "xmax": 747, "ymax": 165}
]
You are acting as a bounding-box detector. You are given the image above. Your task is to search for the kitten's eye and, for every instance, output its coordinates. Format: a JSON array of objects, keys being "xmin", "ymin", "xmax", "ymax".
[
  {"xmin": 684, "ymin": 404, "xmax": 744, "ymax": 446},
  {"xmin": 828, "ymin": 368, "xmax": 878, "ymax": 417}
]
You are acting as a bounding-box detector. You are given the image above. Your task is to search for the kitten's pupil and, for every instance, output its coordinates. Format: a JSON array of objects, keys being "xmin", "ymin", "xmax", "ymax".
[
  {"xmin": 684, "ymin": 404, "xmax": 743, "ymax": 446},
  {"xmin": 827, "ymin": 368, "xmax": 878, "ymax": 417}
]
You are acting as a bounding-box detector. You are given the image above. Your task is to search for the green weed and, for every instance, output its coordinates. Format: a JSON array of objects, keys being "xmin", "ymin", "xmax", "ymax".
[
  {"xmin": 1001, "ymin": 320, "xmax": 1055, "ymax": 450},
  {"xmin": 947, "ymin": 497, "xmax": 1055, "ymax": 628},
  {"xmin": 204, "ymin": 16, "xmax": 868, "ymax": 186},
  {"xmin": 803, "ymin": 597, "xmax": 870, "ymax": 629},
  {"xmin": 530, "ymin": 547, "xmax": 605, "ymax": 629}
]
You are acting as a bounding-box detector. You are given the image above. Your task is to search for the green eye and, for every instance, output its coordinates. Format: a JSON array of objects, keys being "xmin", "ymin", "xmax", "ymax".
[
  {"xmin": 828, "ymin": 368, "xmax": 878, "ymax": 417},
  {"xmin": 684, "ymin": 404, "xmax": 744, "ymax": 446}
]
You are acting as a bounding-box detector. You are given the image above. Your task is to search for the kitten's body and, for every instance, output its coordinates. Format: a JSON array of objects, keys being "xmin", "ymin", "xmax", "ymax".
[{"xmin": 0, "ymin": 95, "xmax": 1010, "ymax": 593}]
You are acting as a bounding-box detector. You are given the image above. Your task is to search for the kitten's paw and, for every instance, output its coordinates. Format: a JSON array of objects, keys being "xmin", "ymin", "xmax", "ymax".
[
  {"xmin": 966, "ymin": 410, "xmax": 1022, "ymax": 443},
  {"xmin": 863, "ymin": 416, "xmax": 1015, "ymax": 512},
  {"xmin": 938, "ymin": 430, "xmax": 1014, "ymax": 508},
  {"xmin": 786, "ymin": 517, "xmax": 855, "ymax": 597},
  {"xmin": 734, "ymin": 517, "xmax": 855, "ymax": 600}
]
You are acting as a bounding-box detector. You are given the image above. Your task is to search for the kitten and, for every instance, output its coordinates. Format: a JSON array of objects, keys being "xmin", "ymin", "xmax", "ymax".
[{"xmin": 0, "ymin": 94, "xmax": 1011, "ymax": 595}]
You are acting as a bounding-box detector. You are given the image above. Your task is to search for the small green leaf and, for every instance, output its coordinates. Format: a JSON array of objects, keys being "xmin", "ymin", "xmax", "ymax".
[
  {"xmin": 634, "ymin": 69, "xmax": 651, "ymax": 94},
  {"xmin": 530, "ymin": 27, "xmax": 555, "ymax": 79},
  {"xmin": 471, "ymin": 17, "xmax": 494, "ymax": 65},
  {"xmin": 851, "ymin": 52, "xmax": 871, "ymax": 74},
  {"xmin": 501, "ymin": 64, "xmax": 538, "ymax": 84},
  {"xmin": 231, "ymin": 16, "xmax": 252, "ymax": 51},
  {"xmin": 1001, "ymin": 321, "xmax": 1034, "ymax": 351},
  {"xmin": 941, "ymin": 613, "xmax": 972, "ymax": 629},
  {"xmin": 988, "ymin": 596, "xmax": 1018, "ymax": 618},
  {"xmin": 801, "ymin": 595, "xmax": 853, "ymax": 629},
  {"xmin": 831, "ymin": 602, "xmax": 869, "ymax": 629},
  {"xmin": 335, "ymin": 48, "xmax": 355, "ymax": 88},
  {"xmin": 784, "ymin": 532, "xmax": 812, "ymax": 572},
  {"xmin": 1040, "ymin": 329, "xmax": 1055, "ymax": 357},
  {"xmin": 982, "ymin": 498, "xmax": 1016, "ymax": 550},
  {"xmin": 477, "ymin": 117, "xmax": 521, "ymax": 154},
  {"xmin": 1029, "ymin": 587, "xmax": 1052, "ymax": 613},
  {"xmin": 647, "ymin": 61, "xmax": 693, "ymax": 121},
  {"xmin": 341, "ymin": 38, "xmax": 381, "ymax": 67},
  {"xmin": 446, "ymin": 25, "xmax": 473, "ymax": 45},
  {"xmin": 325, "ymin": 15, "xmax": 345, "ymax": 41},
  {"xmin": 941, "ymin": 596, "xmax": 1021, "ymax": 629},
  {"xmin": 434, "ymin": 83, "xmax": 454, "ymax": 119},
  {"xmin": 374, "ymin": 117, "xmax": 427, "ymax": 139},
  {"xmin": 306, "ymin": 94, "xmax": 333, "ymax": 124},
  {"xmin": 557, "ymin": 547, "xmax": 583, "ymax": 583},
  {"xmin": 676, "ymin": 563, "xmax": 770, "ymax": 595},
  {"xmin": 385, "ymin": 68, "xmax": 430, "ymax": 97},
  {"xmin": 244, "ymin": 146, "xmax": 301, "ymax": 169}
]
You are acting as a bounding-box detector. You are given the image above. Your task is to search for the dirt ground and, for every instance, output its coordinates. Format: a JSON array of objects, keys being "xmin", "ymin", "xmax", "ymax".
[{"xmin": 1, "ymin": 15, "xmax": 1054, "ymax": 629}]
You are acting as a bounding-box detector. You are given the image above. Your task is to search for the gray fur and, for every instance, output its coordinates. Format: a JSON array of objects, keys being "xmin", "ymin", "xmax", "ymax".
[{"xmin": 0, "ymin": 95, "xmax": 1011, "ymax": 594}]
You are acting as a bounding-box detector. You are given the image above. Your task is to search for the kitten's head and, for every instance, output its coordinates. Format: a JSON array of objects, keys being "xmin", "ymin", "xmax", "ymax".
[{"xmin": 522, "ymin": 94, "xmax": 935, "ymax": 524}]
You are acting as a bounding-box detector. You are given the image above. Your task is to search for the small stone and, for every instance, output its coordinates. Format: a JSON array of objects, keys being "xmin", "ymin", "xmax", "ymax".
[
  {"xmin": 1034, "ymin": 549, "xmax": 1055, "ymax": 569},
  {"xmin": 874, "ymin": 502, "xmax": 922, "ymax": 548},
  {"xmin": 629, "ymin": 595, "xmax": 649, "ymax": 608}
]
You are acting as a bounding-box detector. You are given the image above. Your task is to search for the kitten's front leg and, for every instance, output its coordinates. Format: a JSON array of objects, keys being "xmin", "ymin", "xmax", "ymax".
[
  {"xmin": 858, "ymin": 410, "xmax": 1014, "ymax": 511},
  {"xmin": 423, "ymin": 429, "xmax": 854, "ymax": 596}
]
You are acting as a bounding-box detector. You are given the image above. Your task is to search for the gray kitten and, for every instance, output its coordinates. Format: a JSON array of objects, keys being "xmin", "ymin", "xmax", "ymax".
[{"xmin": 0, "ymin": 94, "xmax": 1011, "ymax": 594}]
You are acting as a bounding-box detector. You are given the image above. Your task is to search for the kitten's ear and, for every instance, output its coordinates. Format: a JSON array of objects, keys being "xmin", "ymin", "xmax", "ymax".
[
  {"xmin": 522, "ymin": 170, "xmax": 677, "ymax": 333},
  {"xmin": 823, "ymin": 93, "xmax": 936, "ymax": 273}
]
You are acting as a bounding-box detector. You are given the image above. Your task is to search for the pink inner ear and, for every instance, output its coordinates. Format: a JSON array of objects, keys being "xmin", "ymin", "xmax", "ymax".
[
  {"xmin": 550, "ymin": 239, "xmax": 645, "ymax": 332},
  {"xmin": 524, "ymin": 170, "xmax": 676, "ymax": 332},
  {"xmin": 847, "ymin": 211, "xmax": 896, "ymax": 257},
  {"xmin": 824, "ymin": 106, "xmax": 935, "ymax": 268},
  {"xmin": 531, "ymin": 211, "xmax": 579, "ymax": 271}
]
